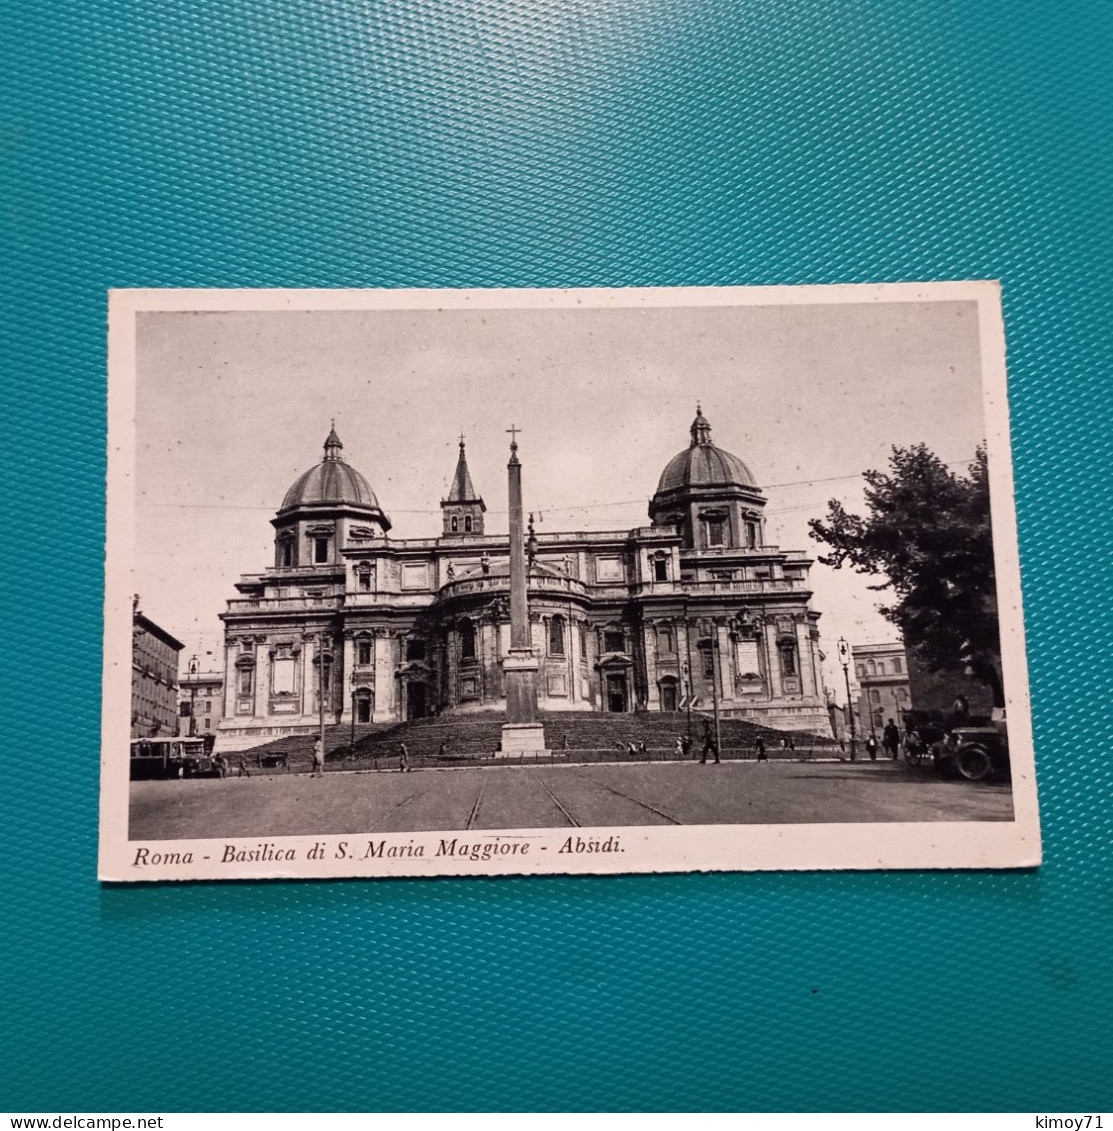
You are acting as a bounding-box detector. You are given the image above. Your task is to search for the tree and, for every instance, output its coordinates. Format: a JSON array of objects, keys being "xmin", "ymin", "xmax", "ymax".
[{"xmin": 808, "ymin": 444, "xmax": 1003, "ymax": 706}]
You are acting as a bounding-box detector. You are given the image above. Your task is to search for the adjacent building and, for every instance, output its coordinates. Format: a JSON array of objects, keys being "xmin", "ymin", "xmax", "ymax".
[
  {"xmin": 132, "ymin": 601, "xmax": 184, "ymax": 738},
  {"xmin": 852, "ymin": 641, "xmax": 911, "ymax": 735},
  {"xmin": 178, "ymin": 667, "xmax": 224, "ymax": 737},
  {"xmin": 216, "ymin": 409, "xmax": 833, "ymax": 752}
]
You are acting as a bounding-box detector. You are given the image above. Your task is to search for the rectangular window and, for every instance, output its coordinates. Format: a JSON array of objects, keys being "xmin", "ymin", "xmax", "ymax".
[
  {"xmin": 237, "ymin": 668, "xmax": 253, "ymax": 697},
  {"xmin": 580, "ymin": 628, "xmax": 588, "ymax": 660},
  {"xmin": 707, "ymin": 519, "xmax": 726, "ymax": 547},
  {"xmin": 203, "ymin": 718, "xmax": 211, "ymax": 730},
  {"xmin": 604, "ymin": 629, "xmax": 625, "ymax": 653},
  {"xmin": 358, "ymin": 572, "xmax": 372, "ymax": 592},
  {"xmin": 653, "ymin": 558, "xmax": 668, "ymax": 582},
  {"xmin": 702, "ymin": 648, "xmax": 715, "ymax": 679},
  {"xmin": 657, "ymin": 626, "xmax": 674, "ymax": 654},
  {"xmin": 313, "ymin": 537, "xmax": 329, "ymax": 563},
  {"xmin": 357, "ymin": 641, "xmax": 372, "ymax": 666}
]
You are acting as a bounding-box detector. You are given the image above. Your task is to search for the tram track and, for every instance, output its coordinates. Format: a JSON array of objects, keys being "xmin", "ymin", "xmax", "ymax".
[
  {"xmin": 465, "ymin": 779, "xmax": 488, "ymax": 830},
  {"xmin": 581, "ymin": 776, "xmax": 682, "ymax": 825},
  {"xmin": 536, "ymin": 778, "xmax": 581, "ymax": 827}
]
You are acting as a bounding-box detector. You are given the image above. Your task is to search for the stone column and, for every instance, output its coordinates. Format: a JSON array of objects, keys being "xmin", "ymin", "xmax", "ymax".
[
  {"xmin": 339, "ymin": 633, "xmax": 355, "ymax": 723},
  {"xmin": 222, "ymin": 641, "xmax": 237, "ymax": 719},
  {"xmin": 253, "ymin": 637, "xmax": 269, "ymax": 718}
]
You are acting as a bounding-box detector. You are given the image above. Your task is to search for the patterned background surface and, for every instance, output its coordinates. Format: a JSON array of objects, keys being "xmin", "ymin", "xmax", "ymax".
[{"xmin": 2, "ymin": 0, "xmax": 1111, "ymax": 1113}]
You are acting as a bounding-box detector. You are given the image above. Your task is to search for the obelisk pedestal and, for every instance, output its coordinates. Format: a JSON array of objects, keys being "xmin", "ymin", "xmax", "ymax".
[{"xmin": 499, "ymin": 427, "xmax": 547, "ymax": 756}]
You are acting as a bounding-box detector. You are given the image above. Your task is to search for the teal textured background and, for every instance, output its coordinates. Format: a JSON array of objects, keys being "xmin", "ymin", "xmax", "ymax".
[{"xmin": 2, "ymin": 0, "xmax": 1111, "ymax": 1113}]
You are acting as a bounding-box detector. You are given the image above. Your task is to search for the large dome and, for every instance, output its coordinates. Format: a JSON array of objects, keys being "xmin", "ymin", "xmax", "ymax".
[
  {"xmin": 278, "ymin": 426, "xmax": 386, "ymax": 517},
  {"xmin": 656, "ymin": 406, "xmax": 758, "ymax": 493}
]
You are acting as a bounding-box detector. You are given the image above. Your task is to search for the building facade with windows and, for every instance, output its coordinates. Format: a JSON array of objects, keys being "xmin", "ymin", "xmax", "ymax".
[
  {"xmin": 216, "ymin": 411, "xmax": 832, "ymax": 751},
  {"xmin": 178, "ymin": 669, "xmax": 224, "ymax": 737},
  {"xmin": 852, "ymin": 641, "xmax": 911, "ymax": 736},
  {"xmin": 132, "ymin": 603, "xmax": 184, "ymax": 738}
]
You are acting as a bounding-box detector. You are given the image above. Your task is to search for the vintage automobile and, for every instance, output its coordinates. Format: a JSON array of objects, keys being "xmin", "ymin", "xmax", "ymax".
[
  {"xmin": 931, "ymin": 708, "xmax": 1010, "ymax": 782},
  {"xmin": 130, "ymin": 736, "xmax": 219, "ymax": 780}
]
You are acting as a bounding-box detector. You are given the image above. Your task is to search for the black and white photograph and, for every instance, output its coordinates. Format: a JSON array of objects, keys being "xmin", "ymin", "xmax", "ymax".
[{"xmin": 100, "ymin": 283, "xmax": 1039, "ymax": 881}]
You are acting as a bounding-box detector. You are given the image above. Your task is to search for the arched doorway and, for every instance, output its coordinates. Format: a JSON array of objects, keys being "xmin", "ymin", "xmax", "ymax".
[{"xmin": 659, "ymin": 677, "xmax": 679, "ymax": 712}]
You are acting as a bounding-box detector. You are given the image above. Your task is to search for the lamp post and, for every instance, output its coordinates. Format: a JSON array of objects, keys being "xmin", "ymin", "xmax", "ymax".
[
  {"xmin": 187, "ymin": 654, "xmax": 198, "ymax": 737},
  {"xmin": 683, "ymin": 603, "xmax": 694, "ymax": 744},
  {"xmin": 837, "ymin": 636, "xmax": 857, "ymax": 761}
]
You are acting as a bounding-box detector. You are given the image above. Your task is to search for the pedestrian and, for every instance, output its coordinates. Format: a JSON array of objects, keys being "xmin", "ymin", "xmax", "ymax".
[
  {"xmin": 787, "ymin": 735, "xmax": 796, "ymax": 753},
  {"xmin": 399, "ymin": 742, "xmax": 410, "ymax": 772},
  {"xmin": 674, "ymin": 736, "xmax": 685, "ymax": 758},
  {"xmin": 700, "ymin": 719, "xmax": 720, "ymax": 765},
  {"xmin": 237, "ymin": 756, "xmax": 251, "ymax": 778},
  {"xmin": 882, "ymin": 718, "xmax": 901, "ymax": 760},
  {"xmin": 438, "ymin": 740, "xmax": 447, "ymax": 759},
  {"xmin": 213, "ymin": 752, "xmax": 228, "ymax": 779},
  {"xmin": 311, "ymin": 737, "xmax": 324, "ymax": 777},
  {"xmin": 755, "ymin": 736, "xmax": 768, "ymax": 762},
  {"xmin": 561, "ymin": 733, "xmax": 569, "ymax": 751},
  {"xmin": 627, "ymin": 741, "xmax": 639, "ymax": 755},
  {"xmin": 865, "ymin": 733, "xmax": 878, "ymax": 761},
  {"xmin": 681, "ymin": 733, "xmax": 693, "ymax": 759}
]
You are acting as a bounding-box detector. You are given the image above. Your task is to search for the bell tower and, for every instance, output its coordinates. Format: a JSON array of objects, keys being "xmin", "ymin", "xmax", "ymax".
[{"xmin": 440, "ymin": 436, "xmax": 486, "ymax": 536}]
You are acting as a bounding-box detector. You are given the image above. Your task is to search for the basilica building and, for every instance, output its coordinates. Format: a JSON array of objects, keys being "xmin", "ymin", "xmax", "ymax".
[{"xmin": 215, "ymin": 409, "xmax": 832, "ymax": 751}]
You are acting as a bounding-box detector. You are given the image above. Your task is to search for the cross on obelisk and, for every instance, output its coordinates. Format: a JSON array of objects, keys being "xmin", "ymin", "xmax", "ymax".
[{"xmin": 499, "ymin": 424, "xmax": 547, "ymax": 755}]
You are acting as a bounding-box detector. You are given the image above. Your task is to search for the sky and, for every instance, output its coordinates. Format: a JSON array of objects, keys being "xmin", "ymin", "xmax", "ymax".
[{"xmin": 133, "ymin": 297, "xmax": 987, "ymax": 700}]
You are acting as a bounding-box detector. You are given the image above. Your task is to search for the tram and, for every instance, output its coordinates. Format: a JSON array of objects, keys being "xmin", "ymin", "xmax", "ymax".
[{"xmin": 129, "ymin": 735, "xmax": 216, "ymax": 780}]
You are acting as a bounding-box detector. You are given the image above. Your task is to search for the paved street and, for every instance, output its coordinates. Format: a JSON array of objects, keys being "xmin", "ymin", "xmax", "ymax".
[{"xmin": 130, "ymin": 758, "xmax": 1013, "ymax": 840}]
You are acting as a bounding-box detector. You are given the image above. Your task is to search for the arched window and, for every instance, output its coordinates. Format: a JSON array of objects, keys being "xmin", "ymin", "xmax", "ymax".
[
  {"xmin": 464, "ymin": 515, "xmax": 473, "ymax": 533},
  {"xmin": 450, "ymin": 516, "xmax": 459, "ymax": 533},
  {"xmin": 460, "ymin": 620, "xmax": 476, "ymax": 661},
  {"xmin": 867, "ymin": 660, "xmax": 877, "ymax": 676},
  {"xmin": 548, "ymin": 616, "xmax": 565, "ymax": 656},
  {"xmin": 855, "ymin": 664, "xmax": 866, "ymax": 678},
  {"xmin": 892, "ymin": 657, "xmax": 903, "ymax": 674},
  {"xmin": 869, "ymin": 689, "xmax": 881, "ymax": 705}
]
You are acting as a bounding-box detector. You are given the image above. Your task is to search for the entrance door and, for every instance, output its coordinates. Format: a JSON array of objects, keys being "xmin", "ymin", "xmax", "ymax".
[
  {"xmin": 660, "ymin": 681, "xmax": 678, "ymax": 712},
  {"xmin": 606, "ymin": 673, "xmax": 628, "ymax": 713},
  {"xmin": 406, "ymin": 681, "xmax": 427, "ymax": 720},
  {"xmin": 355, "ymin": 693, "xmax": 372, "ymax": 723}
]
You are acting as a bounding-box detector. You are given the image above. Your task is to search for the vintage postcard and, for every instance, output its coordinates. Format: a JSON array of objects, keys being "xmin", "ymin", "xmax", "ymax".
[{"xmin": 99, "ymin": 282, "xmax": 1040, "ymax": 882}]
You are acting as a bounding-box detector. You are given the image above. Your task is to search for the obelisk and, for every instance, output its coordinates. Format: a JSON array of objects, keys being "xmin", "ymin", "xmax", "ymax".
[{"xmin": 499, "ymin": 425, "xmax": 547, "ymax": 755}]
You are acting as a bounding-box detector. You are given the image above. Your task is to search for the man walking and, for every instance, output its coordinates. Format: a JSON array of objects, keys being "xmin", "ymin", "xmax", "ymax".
[
  {"xmin": 399, "ymin": 742, "xmax": 411, "ymax": 772},
  {"xmin": 700, "ymin": 718, "xmax": 721, "ymax": 765},
  {"xmin": 311, "ymin": 737, "xmax": 324, "ymax": 777},
  {"xmin": 755, "ymin": 735, "xmax": 768, "ymax": 763},
  {"xmin": 865, "ymin": 733, "xmax": 879, "ymax": 761},
  {"xmin": 882, "ymin": 718, "xmax": 901, "ymax": 760}
]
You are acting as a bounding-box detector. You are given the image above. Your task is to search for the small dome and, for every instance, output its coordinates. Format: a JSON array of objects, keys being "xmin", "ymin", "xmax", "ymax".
[
  {"xmin": 278, "ymin": 426, "xmax": 388, "ymax": 520},
  {"xmin": 655, "ymin": 405, "xmax": 758, "ymax": 492}
]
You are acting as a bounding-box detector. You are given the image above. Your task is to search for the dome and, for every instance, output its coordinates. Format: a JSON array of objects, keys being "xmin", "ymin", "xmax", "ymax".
[
  {"xmin": 278, "ymin": 426, "xmax": 388, "ymax": 520},
  {"xmin": 655, "ymin": 406, "xmax": 758, "ymax": 493}
]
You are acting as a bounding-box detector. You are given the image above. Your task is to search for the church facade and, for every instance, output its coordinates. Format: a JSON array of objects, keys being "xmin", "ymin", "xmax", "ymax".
[{"xmin": 215, "ymin": 410, "xmax": 832, "ymax": 751}]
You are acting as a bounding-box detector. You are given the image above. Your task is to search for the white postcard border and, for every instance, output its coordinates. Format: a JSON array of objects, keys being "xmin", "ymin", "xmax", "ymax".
[{"xmin": 100, "ymin": 281, "xmax": 1040, "ymax": 883}]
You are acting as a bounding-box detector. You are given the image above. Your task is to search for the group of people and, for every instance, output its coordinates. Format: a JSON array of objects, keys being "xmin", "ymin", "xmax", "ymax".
[{"xmin": 863, "ymin": 719, "xmax": 903, "ymax": 761}]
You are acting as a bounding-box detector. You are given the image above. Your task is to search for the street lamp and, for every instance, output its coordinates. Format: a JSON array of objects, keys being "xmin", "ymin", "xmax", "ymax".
[
  {"xmin": 187, "ymin": 654, "xmax": 199, "ymax": 738},
  {"xmin": 837, "ymin": 636, "xmax": 857, "ymax": 761}
]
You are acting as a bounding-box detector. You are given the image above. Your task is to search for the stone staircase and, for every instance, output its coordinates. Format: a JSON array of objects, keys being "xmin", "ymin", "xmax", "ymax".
[{"xmin": 232, "ymin": 709, "xmax": 838, "ymax": 773}]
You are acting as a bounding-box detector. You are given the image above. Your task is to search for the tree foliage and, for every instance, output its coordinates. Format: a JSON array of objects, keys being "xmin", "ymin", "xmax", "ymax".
[{"xmin": 808, "ymin": 444, "xmax": 1003, "ymax": 704}]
